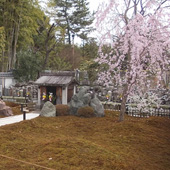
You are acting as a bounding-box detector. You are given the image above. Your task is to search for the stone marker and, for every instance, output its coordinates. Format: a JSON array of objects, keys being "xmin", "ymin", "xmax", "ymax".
[{"xmin": 40, "ymin": 101, "xmax": 56, "ymax": 117}]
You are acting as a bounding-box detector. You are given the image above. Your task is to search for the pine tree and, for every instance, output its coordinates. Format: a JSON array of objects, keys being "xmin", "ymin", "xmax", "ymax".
[{"xmin": 51, "ymin": 0, "xmax": 94, "ymax": 44}]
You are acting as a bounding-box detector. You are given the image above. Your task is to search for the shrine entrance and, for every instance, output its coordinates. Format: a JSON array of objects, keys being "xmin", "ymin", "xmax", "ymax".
[{"xmin": 46, "ymin": 86, "xmax": 56, "ymax": 104}]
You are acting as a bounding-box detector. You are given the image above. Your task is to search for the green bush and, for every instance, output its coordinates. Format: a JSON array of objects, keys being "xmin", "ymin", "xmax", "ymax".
[
  {"xmin": 56, "ymin": 104, "xmax": 70, "ymax": 116},
  {"xmin": 77, "ymin": 106, "xmax": 95, "ymax": 118}
]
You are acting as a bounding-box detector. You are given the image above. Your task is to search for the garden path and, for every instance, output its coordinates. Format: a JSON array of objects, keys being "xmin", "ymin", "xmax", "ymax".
[{"xmin": 0, "ymin": 113, "xmax": 40, "ymax": 127}]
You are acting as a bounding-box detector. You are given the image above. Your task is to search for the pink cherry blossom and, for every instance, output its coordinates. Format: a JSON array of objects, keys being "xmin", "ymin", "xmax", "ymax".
[{"xmin": 96, "ymin": 0, "xmax": 170, "ymax": 121}]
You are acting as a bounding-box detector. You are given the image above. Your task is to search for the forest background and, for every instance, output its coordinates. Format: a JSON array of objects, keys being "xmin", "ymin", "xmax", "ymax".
[{"xmin": 0, "ymin": 0, "xmax": 99, "ymax": 82}]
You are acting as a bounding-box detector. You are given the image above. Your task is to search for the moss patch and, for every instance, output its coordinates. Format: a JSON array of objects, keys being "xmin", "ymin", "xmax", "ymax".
[{"xmin": 0, "ymin": 110, "xmax": 170, "ymax": 169}]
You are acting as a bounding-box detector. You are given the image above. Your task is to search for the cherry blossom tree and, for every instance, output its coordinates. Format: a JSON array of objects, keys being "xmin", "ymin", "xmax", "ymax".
[{"xmin": 96, "ymin": 0, "xmax": 170, "ymax": 121}]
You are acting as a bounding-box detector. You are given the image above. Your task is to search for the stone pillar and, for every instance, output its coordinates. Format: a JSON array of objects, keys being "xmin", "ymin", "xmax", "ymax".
[
  {"xmin": 73, "ymin": 85, "xmax": 76, "ymax": 95},
  {"xmin": 38, "ymin": 87, "xmax": 41, "ymax": 106}
]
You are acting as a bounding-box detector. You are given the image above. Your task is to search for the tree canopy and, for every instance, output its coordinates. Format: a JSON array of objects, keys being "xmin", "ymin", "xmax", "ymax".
[
  {"xmin": 0, "ymin": 0, "xmax": 97, "ymax": 82},
  {"xmin": 96, "ymin": 0, "xmax": 170, "ymax": 121},
  {"xmin": 0, "ymin": 0, "xmax": 44, "ymax": 71},
  {"xmin": 49, "ymin": 0, "xmax": 94, "ymax": 44}
]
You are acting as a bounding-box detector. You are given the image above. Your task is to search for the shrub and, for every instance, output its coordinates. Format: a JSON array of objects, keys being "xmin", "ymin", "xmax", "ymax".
[
  {"xmin": 77, "ymin": 106, "xmax": 95, "ymax": 118},
  {"xmin": 56, "ymin": 104, "xmax": 70, "ymax": 116}
]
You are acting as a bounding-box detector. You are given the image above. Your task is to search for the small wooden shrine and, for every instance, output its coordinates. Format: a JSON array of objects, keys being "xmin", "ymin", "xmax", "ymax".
[{"xmin": 34, "ymin": 71, "xmax": 78, "ymax": 106}]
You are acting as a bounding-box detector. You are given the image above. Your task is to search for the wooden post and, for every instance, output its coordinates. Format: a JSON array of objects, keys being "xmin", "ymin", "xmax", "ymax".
[{"xmin": 21, "ymin": 104, "xmax": 23, "ymax": 112}]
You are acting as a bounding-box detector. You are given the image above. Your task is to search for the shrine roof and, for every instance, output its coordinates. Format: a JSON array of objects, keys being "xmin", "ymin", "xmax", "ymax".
[{"xmin": 34, "ymin": 75, "xmax": 78, "ymax": 86}]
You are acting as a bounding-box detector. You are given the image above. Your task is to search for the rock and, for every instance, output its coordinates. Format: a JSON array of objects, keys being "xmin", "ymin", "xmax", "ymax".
[
  {"xmin": 69, "ymin": 87, "xmax": 90, "ymax": 115},
  {"xmin": 77, "ymin": 86, "xmax": 89, "ymax": 99},
  {"xmin": 0, "ymin": 100, "xmax": 6, "ymax": 110},
  {"xmin": 5, "ymin": 106, "xmax": 13, "ymax": 116},
  {"xmin": 69, "ymin": 87, "xmax": 105, "ymax": 117},
  {"xmin": 69, "ymin": 95, "xmax": 84, "ymax": 115},
  {"xmin": 40, "ymin": 101, "xmax": 56, "ymax": 117},
  {"xmin": 90, "ymin": 95, "xmax": 105, "ymax": 117},
  {"xmin": 82, "ymin": 93, "xmax": 91, "ymax": 105},
  {"xmin": 0, "ymin": 100, "xmax": 13, "ymax": 117}
]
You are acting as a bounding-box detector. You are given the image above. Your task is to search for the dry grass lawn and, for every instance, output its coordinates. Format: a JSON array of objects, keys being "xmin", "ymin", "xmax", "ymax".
[{"xmin": 0, "ymin": 110, "xmax": 170, "ymax": 170}]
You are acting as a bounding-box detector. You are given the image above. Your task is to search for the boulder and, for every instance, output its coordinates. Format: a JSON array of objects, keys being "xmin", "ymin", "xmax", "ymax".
[
  {"xmin": 69, "ymin": 94, "xmax": 84, "ymax": 115},
  {"xmin": 69, "ymin": 87, "xmax": 90, "ymax": 115},
  {"xmin": 0, "ymin": 100, "xmax": 13, "ymax": 117},
  {"xmin": 69, "ymin": 87, "xmax": 105, "ymax": 117},
  {"xmin": 0, "ymin": 100, "xmax": 6, "ymax": 110},
  {"xmin": 90, "ymin": 95, "xmax": 105, "ymax": 117},
  {"xmin": 82, "ymin": 93, "xmax": 91, "ymax": 105},
  {"xmin": 40, "ymin": 101, "xmax": 56, "ymax": 117}
]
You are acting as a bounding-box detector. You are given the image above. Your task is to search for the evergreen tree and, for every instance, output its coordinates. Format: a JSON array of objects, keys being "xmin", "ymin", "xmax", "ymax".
[
  {"xmin": 71, "ymin": 0, "xmax": 94, "ymax": 40},
  {"xmin": 50, "ymin": 0, "xmax": 94, "ymax": 44},
  {"xmin": 14, "ymin": 50, "xmax": 41, "ymax": 82}
]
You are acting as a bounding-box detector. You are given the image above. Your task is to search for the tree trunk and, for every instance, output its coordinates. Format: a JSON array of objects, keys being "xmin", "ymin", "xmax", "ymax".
[
  {"xmin": 42, "ymin": 50, "xmax": 50, "ymax": 70},
  {"xmin": 119, "ymin": 84, "xmax": 129, "ymax": 122},
  {"xmin": 11, "ymin": 21, "xmax": 19, "ymax": 69},
  {"xmin": 67, "ymin": 28, "xmax": 71, "ymax": 45},
  {"xmin": 42, "ymin": 24, "xmax": 55, "ymax": 70},
  {"xmin": 1, "ymin": 49, "xmax": 4, "ymax": 71}
]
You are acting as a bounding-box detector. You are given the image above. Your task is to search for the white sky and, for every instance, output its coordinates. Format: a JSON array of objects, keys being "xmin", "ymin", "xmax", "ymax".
[
  {"xmin": 39, "ymin": 0, "xmax": 104, "ymax": 12},
  {"xmin": 88, "ymin": 0, "xmax": 104, "ymax": 12}
]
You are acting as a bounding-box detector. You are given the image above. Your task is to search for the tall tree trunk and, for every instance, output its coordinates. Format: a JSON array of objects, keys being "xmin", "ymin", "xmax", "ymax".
[
  {"xmin": 119, "ymin": 36, "xmax": 132, "ymax": 122},
  {"xmin": 1, "ymin": 49, "xmax": 4, "ymax": 72},
  {"xmin": 119, "ymin": 84, "xmax": 129, "ymax": 122},
  {"xmin": 42, "ymin": 24, "xmax": 55, "ymax": 70},
  {"xmin": 7, "ymin": 12, "xmax": 15, "ymax": 70},
  {"xmin": 11, "ymin": 21, "xmax": 20, "ymax": 69}
]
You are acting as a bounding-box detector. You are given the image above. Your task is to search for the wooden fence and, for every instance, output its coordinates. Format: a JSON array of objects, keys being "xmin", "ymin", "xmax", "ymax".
[{"xmin": 102, "ymin": 102, "xmax": 170, "ymax": 118}]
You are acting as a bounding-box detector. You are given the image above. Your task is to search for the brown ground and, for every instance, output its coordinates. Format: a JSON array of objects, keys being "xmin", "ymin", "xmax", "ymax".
[{"xmin": 0, "ymin": 110, "xmax": 170, "ymax": 170}]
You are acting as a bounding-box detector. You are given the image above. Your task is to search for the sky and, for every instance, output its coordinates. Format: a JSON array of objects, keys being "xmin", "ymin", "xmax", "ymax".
[
  {"xmin": 39, "ymin": 0, "xmax": 104, "ymax": 12},
  {"xmin": 88, "ymin": 0, "xmax": 104, "ymax": 12}
]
